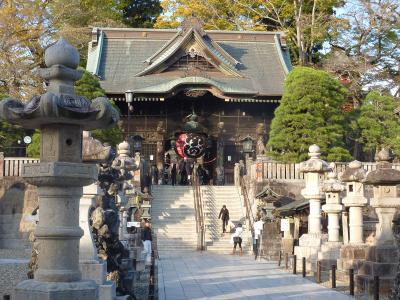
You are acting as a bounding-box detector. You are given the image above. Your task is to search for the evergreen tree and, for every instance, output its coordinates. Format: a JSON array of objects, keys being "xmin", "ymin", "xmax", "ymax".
[
  {"xmin": 267, "ymin": 67, "xmax": 352, "ymax": 162},
  {"xmin": 355, "ymin": 91, "xmax": 400, "ymax": 159},
  {"xmin": 75, "ymin": 68, "xmax": 106, "ymax": 99},
  {"xmin": 122, "ymin": 0, "xmax": 162, "ymax": 28},
  {"xmin": 0, "ymin": 94, "xmax": 25, "ymax": 156},
  {"xmin": 26, "ymin": 130, "xmax": 40, "ymax": 158}
]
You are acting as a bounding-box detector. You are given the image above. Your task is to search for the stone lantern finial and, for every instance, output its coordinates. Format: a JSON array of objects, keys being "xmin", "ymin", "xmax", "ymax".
[
  {"xmin": 117, "ymin": 141, "xmax": 131, "ymax": 156},
  {"xmin": 309, "ymin": 144, "xmax": 321, "ymax": 158},
  {"xmin": 376, "ymin": 147, "xmax": 393, "ymax": 163},
  {"xmin": 44, "ymin": 38, "xmax": 80, "ymax": 68}
]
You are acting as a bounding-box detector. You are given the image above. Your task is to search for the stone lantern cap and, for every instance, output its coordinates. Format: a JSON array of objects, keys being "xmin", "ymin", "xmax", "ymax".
[
  {"xmin": 341, "ymin": 160, "xmax": 367, "ymax": 182},
  {"xmin": 299, "ymin": 144, "xmax": 331, "ymax": 173},
  {"xmin": 365, "ymin": 148, "xmax": 400, "ymax": 185},
  {"xmin": 322, "ymin": 170, "xmax": 344, "ymax": 193},
  {"xmin": 0, "ymin": 38, "xmax": 119, "ymax": 130}
]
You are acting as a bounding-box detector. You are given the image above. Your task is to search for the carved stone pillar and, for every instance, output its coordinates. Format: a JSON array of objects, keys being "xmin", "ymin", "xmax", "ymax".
[
  {"xmin": 294, "ymin": 145, "xmax": 331, "ymax": 271},
  {"xmin": 318, "ymin": 168, "xmax": 344, "ymax": 267},
  {"xmin": 0, "ymin": 38, "xmax": 118, "ymax": 299},
  {"xmin": 357, "ymin": 148, "xmax": 400, "ymax": 296}
]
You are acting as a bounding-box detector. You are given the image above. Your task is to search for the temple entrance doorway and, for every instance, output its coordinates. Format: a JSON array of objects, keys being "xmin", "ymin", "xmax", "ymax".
[{"xmin": 117, "ymin": 90, "xmax": 277, "ymax": 185}]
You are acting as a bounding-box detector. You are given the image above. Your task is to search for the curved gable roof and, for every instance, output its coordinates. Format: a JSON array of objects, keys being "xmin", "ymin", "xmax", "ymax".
[{"xmin": 87, "ymin": 21, "xmax": 292, "ymax": 99}]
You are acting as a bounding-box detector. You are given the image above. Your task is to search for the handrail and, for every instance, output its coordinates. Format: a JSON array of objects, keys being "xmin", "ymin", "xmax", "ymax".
[
  {"xmin": 240, "ymin": 176, "xmax": 255, "ymax": 232},
  {"xmin": 191, "ymin": 165, "xmax": 205, "ymax": 251}
]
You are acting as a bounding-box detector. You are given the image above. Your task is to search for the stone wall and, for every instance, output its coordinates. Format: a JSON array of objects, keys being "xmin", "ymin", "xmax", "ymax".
[{"xmin": 0, "ymin": 177, "xmax": 37, "ymax": 249}]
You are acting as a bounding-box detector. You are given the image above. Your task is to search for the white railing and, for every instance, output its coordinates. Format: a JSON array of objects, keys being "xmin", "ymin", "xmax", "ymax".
[
  {"xmin": 246, "ymin": 161, "xmax": 400, "ymax": 182},
  {"xmin": 1, "ymin": 156, "xmax": 40, "ymax": 177}
]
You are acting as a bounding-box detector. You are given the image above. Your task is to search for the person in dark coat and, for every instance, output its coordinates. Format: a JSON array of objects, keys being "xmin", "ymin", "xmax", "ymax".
[
  {"xmin": 170, "ymin": 161, "xmax": 177, "ymax": 186},
  {"xmin": 218, "ymin": 205, "xmax": 230, "ymax": 233},
  {"xmin": 179, "ymin": 157, "xmax": 191, "ymax": 185}
]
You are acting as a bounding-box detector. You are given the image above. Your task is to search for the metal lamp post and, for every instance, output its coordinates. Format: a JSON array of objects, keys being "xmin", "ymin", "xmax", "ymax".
[{"xmin": 125, "ymin": 90, "xmax": 133, "ymax": 141}]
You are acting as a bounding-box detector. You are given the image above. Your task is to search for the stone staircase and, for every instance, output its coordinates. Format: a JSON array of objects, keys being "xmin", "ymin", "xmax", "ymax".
[
  {"xmin": 151, "ymin": 186, "xmax": 198, "ymax": 253},
  {"xmin": 202, "ymin": 186, "xmax": 251, "ymax": 254},
  {"xmin": 151, "ymin": 185, "xmax": 251, "ymax": 255}
]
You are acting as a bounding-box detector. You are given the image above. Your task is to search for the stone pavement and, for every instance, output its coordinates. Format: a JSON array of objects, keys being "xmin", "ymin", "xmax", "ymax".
[{"xmin": 157, "ymin": 251, "xmax": 353, "ymax": 300}]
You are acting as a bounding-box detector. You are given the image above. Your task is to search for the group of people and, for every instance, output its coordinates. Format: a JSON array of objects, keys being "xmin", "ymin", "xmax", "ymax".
[{"xmin": 163, "ymin": 158, "xmax": 209, "ymax": 186}]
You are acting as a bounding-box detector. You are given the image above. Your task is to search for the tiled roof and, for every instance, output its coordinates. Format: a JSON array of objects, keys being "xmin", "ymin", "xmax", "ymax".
[{"xmin": 87, "ymin": 26, "xmax": 292, "ymax": 98}]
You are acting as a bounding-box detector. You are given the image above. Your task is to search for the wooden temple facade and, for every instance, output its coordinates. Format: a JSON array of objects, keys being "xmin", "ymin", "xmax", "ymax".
[{"xmin": 86, "ymin": 17, "xmax": 292, "ymax": 184}]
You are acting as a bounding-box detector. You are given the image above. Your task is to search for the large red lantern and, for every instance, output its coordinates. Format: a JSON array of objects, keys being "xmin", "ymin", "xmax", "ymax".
[{"xmin": 175, "ymin": 132, "xmax": 206, "ymax": 158}]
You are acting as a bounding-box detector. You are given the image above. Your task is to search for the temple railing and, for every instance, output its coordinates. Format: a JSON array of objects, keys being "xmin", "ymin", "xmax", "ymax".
[
  {"xmin": 250, "ymin": 161, "xmax": 400, "ymax": 182},
  {"xmin": 240, "ymin": 176, "xmax": 255, "ymax": 233},
  {"xmin": 0, "ymin": 154, "xmax": 40, "ymax": 177},
  {"xmin": 192, "ymin": 165, "xmax": 206, "ymax": 251}
]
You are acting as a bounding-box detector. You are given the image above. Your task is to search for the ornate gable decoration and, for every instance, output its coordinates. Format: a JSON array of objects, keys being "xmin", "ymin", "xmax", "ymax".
[{"xmin": 136, "ymin": 17, "xmax": 243, "ymax": 78}]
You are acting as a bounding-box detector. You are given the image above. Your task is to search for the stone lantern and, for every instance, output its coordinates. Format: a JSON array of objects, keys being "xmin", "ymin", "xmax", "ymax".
[
  {"xmin": 294, "ymin": 144, "xmax": 331, "ymax": 270},
  {"xmin": 322, "ymin": 167, "xmax": 344, "ymax": 243},
  {"xmin": 337, "ymin": 160, "xmax": 369, "ymax": 274},
  {"xmin": 0, "ymin": 38, "xmax": 119, "ymax": 299},
  {"xmin": 357, "ymin": 148, "xmax": 400, "ymax": 295},
  {"xmin": 318, "ymin": 167, "xmax": 344, "ymax": 267}
]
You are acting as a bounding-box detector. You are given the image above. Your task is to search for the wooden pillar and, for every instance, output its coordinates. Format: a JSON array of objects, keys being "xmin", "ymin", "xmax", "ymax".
[{"xmin": 216, "ymin": 122, "xmax": 225, "ymax": 185}]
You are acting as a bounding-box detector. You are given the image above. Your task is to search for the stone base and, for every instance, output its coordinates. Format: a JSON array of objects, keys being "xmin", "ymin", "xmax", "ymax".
[
  {"xmin": 356, "ymin": 244, "xmax": 399, "ymax": 296},
  {"xmin": 294, "ymin": 233, "xmax": 327, "ymax": 272},
  {"xmin": 14, "ymin": 280, "xmax": 97, "ymax": 300},
  {"xmin": 337, "ymin": 244, "xmax": 368, "ymax": 270},
  {"xmin": 317, "ymin": 241, "xmax": 342, "ymax": 269},
  {"xmin": 79, "ymin": 260, "xmax": 116, "ymax": 300},
  {"xmin": 281, "ymin": 238, "xmax": 294, "ymax": 255},
  {"xmin": 80, "ymin": 260, "xmax": 107, "ymax": 285},
  {"xmin": 99, "ymin": 281, "xmax": 116, "ymax": 300}
]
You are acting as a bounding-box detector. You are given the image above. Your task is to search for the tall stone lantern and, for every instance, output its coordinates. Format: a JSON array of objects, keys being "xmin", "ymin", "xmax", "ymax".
[
  {"xmin": 294, "ymin": 144, "xmax": 331, "ymax": 270},
  {"xmin": 357, "ymin": 148, "xmax": 400, "ymax": 295},
  {"xmin": 322, "ymin": 168, "xmax": 344, "ymax": 243},
  {"xmin": 337, "ymin": 160, "xmax": 369, "ymax": 273},
  {"xmin": 318, "ymin": 167, "xmax": 344, "ymax": 267},
  {"xmin": 0, "ymin": 39, "xmax": 119, "ymax": 299}
]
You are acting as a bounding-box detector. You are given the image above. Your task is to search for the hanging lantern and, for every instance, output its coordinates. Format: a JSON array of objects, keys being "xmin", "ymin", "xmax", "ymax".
[{"xmin": 175, "ymin": 132, "xmax": 207, "ymax": 158}]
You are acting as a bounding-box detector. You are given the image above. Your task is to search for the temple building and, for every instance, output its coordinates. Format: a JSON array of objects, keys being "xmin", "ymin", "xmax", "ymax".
[{"xmin": 86, "ymin": 17, "xmax": 292, "ymax": 184}]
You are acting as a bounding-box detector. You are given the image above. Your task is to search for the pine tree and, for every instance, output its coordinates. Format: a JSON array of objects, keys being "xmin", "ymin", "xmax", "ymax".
[
  {"xmin": 267, "ymin": 67, "xmax": 352, "ymax": 162},
  {"xmin": 356, "ymin": 91, "xmax": 400, "ymax": 158}
]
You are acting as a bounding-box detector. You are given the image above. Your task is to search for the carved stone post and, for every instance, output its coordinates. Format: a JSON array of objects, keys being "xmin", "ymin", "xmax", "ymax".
[
  {"xmin": 357, "ymin": 148, "xmax": 400, "ymax": 295},
  {"xmin": 336, "ymin": 160, "xmax": 369, "ymax": 275},
  {"xmin": 294, "ymin": 145, "xmax": 331, "ymax": 271},
  {"xmin": 318, "ymin": 168, "xmax": 344, "ymax": 267},
  {"xmin": 0, "ymin": 38, "xmax": 118, "ymax": 299}
]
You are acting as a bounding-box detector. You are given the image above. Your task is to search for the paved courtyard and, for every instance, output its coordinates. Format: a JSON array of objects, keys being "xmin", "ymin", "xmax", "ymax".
[{"xmin": 157, "ymin": 251, "xmax": 352, "ymax": 300}]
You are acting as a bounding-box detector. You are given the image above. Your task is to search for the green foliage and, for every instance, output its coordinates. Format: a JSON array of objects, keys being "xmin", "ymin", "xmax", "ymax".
[
  {"xmin": 267, "ymin": 67, "xmax": 351, "ymax": 162},
  {"xmin": 122, "ymin": 0, "xmax": 162, "ymax": 28},
  {"xmin": 26, "ymin": 130, "xmax": 40, "ymax": 158},
  {"xmin": 75, "ymin": 68, "xmax": 106, "ymax": 99},
  {"xmin": 355, "ymin": 91, "xmax": 400, "ymax": 157},
  {"xmin": 0, "ymin": 94, "xmax": 25, "ymax": 156}
]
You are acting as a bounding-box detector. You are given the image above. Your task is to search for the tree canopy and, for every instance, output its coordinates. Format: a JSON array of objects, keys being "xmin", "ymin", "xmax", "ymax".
[
  {"xmin": 156, "ymin": 0, "xmax": 344, "ymax": 65},
  {"xmin": 267, "ymin": 67, "xmax": 352, "ymax": 162},
  {"xmin": 354, "ymin": 91, "xmax": 400, "ymax": 158}
]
